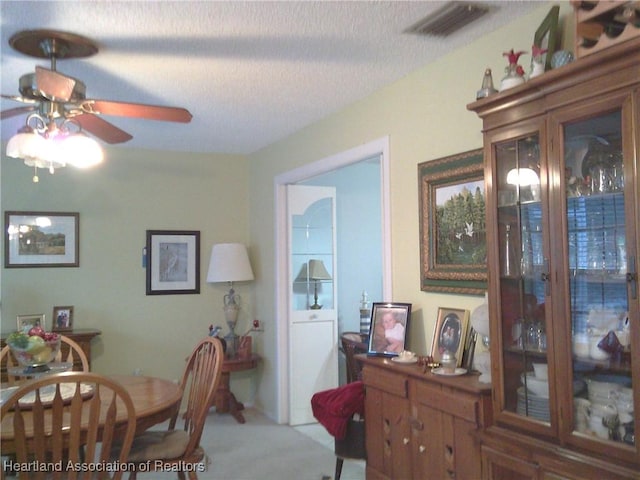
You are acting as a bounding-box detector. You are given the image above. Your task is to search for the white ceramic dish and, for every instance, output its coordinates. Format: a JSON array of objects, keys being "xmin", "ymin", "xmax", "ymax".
[
  {"xmin": 521, "ymin": 372, "xmax": 549, "ymax": 398},
  {"xmin": 391, "ymin": 357, "xmax": 417, "ymax": 364},
  {"xmin": 532, "ymin": 363, "xmax": 548, "ymax": 380},
  {"xmin": 432, "ymin": 367, "xmax": 467, "ymax": 376}
]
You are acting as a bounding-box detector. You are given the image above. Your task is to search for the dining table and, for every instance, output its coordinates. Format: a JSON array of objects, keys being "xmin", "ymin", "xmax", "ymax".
[{"xmin": 0, "ymin": 374, "xmax": 183, "ymax": 455}]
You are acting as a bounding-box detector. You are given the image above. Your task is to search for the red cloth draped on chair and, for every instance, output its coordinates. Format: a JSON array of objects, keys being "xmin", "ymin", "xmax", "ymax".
[{"xmin": 311, "ymin": 380, "xmax": 365, "ymax": 440}]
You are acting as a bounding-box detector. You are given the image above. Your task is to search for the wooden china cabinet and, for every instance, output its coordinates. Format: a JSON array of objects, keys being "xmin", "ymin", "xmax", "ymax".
[{"xmin": 468, "ymin": 38, "xmax": 639, "ymax": 478}]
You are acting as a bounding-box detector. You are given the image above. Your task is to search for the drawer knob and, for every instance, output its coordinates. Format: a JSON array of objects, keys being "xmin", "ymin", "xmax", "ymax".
[
  {"xmin": 403, "ymin": 437, "xmax": 410, "ymax": 445},
  {"xmin": 419, "ymin": 445, "xmax": 426, "ymax": 453}
]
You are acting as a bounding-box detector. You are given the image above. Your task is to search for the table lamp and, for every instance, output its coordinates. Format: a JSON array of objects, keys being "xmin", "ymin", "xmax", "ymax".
[
  {"xmin": 308, "ymin": 259, "xmax": 332, "ymax": 309},
  {"xmin": 207, "ymin": 243, "xmax": 254, "ymax": 356}
]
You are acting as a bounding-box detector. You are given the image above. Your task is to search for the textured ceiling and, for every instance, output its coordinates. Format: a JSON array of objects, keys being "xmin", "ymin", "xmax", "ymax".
[{"xmin": 1, "ymin": 1, "xmax": 538, "ymax": 155}]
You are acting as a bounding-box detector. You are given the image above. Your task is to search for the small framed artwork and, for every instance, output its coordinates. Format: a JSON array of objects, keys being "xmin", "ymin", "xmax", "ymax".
[
  {"xmin": 146, "ymin": 230, "xmax": 200, "ymax": 295},
  {"xmin": 430, "ymin": 307, "xmax": 470, "ymax": 367},
  {"xmin": 4, "ymin": 211, "xmax": 79, "ymax": 268},
  {"xmin": 367, "ymin": 302, "xmax": 412, "ymax": 356},
  {"xmin": 17, "ymin": 314, "xmax": 46, "ymax": 333},
  {"xmin": 53, "ymin": 306, "xmax": 74, "ymax": 331}
]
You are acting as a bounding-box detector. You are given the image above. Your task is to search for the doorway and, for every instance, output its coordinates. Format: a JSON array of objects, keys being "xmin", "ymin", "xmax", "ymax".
[{"xmin": 274, "ymin": 136, "xmax": 392, "ymax": 424}]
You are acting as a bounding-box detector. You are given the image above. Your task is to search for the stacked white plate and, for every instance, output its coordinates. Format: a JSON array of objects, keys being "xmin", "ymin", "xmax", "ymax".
[{"xmin": 516, "ymin": 386, "xmax": 550, "ymax": 422}]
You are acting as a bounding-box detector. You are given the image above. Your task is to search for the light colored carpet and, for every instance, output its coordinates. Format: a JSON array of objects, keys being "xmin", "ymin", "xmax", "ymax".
[{"xmin": 146, "ymin": 408, "xmax": 365, "ymax": 480}]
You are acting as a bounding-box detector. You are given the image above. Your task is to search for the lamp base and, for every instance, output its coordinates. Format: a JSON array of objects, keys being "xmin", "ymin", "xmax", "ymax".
[
  {"xmin": 224, "ymin": 332, "xmax": 239, "ymax": 357},
  {"xmin": 310, "ymin": 303, "xmax": 322, "ymax": 310},
  {"xmin": 223, "ymin": 303, "xmax": 240, "ymax": 357}
]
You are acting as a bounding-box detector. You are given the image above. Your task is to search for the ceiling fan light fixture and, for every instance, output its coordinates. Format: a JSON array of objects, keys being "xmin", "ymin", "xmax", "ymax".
[
  {"xmin": 6, "ymin": 127, "xmax": 47, "ymax": 162},
  {"xmin": 62, "ymin": 133, "xmax": 103, "ymax": 168}
]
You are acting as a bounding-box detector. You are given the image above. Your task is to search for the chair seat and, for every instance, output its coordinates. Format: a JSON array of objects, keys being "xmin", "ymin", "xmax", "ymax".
[{"xmin": 127, "ymin": 429, "xmax": 190, "ymax": 461}]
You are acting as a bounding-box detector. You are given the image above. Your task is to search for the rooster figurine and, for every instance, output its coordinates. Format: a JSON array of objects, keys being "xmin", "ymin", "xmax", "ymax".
[{"xmin": 500, "ymin": 49, "xmax": 526, "ymax": 91}]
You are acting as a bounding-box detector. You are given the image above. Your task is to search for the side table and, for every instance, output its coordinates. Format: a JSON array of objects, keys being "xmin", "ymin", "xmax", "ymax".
[{"xmin": 214, "ymin": 354, "xmax": 259, "ymax": 424}]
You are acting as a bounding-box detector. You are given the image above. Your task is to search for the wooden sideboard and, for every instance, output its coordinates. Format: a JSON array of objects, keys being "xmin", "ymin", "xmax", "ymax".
[
  {"xmin": 359, "ymin": 355, "xmax": 492, "ymax": 480},
  {"xmin": 1, "ymin": 328, "xmax": 101, "ymax": 382}
]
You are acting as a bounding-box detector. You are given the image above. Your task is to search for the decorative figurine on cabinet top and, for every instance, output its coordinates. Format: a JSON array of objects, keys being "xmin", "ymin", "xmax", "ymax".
[
  {"xmin": 476, "ymin": 68, "xmax": 498, "ymax": 100},
  {"xmin": 530, "ymin": 44, "xmax": 547, "ymax": 79},
  {"xmin": 500, "ymin": 49, "xmax": 526, "ymax": 91}
]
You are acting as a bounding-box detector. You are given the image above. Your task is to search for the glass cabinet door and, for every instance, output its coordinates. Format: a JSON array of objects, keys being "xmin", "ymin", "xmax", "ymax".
[
  {"xmin": 495, "ymin": 133, "xmax": 550, "ymax": 426},
  {"xmin": 563, "ymin": 110, "xmax": 634, "ymax": 448},
  {"xmin": 290, "ymin": 187, "xmax": 335, "ymax": 311}
]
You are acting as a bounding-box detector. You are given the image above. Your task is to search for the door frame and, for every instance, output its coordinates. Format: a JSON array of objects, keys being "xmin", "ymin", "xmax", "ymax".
[{"xmin": 274, "ymin": 136, "xmax": 392, "ymax": 423}]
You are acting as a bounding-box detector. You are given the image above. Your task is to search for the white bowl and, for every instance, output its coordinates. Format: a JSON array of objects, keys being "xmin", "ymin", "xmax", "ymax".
[
  {"xmin": 532, "ymin": 363, "xmax": 548, "ymax": 380},
  {"xmin": 521, "ymin": 372, "xmax": 549, "ymax": 398},
  {"xmin": 585, "ymin": 376, "xmax": 628, "ymax": 402}
]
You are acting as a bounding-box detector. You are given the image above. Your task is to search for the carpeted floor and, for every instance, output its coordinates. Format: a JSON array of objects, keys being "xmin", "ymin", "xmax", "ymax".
[{"xmin": 147, "ymin": 408, "xmax": 365, "ymax": 480}]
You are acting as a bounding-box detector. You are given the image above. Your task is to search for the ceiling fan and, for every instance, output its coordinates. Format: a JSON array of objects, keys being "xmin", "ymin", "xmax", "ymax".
[
  {"xmin": 2, "ymin": 29, "xmax": 192, "ymax": 143},
  {"xmin": 2, "ymin": 29, "xmax": 192, "ymax": 181}
]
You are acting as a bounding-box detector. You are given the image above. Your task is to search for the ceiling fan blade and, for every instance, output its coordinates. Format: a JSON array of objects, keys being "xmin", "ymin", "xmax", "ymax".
[
  {"xmin": 81, "ymin": 100, "xmax": 192, "ymax": 123},
  {"xmin": 35, "ymin": 66, "xmax": 77, "ymax": 102},
  {"xmin": 73, "ymin": 113, "xmax": 133, "ymax": 144},
  {"xmin": 1, "ymin": 105, "xmax": 36, "ymax": 120}
]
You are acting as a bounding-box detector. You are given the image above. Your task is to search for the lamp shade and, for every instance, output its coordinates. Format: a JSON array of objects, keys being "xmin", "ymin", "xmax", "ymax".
[
  {"xmin": 308, "ymin": 259, "xmax": 332, "ymax": 280},
  {"xmin": 206, "ymin": 243, "xmax": 254, "ymax": 283}
]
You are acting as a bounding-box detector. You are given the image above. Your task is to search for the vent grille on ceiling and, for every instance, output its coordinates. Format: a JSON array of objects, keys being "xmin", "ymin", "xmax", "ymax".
[{"xmin": 405, "ymin": 2, "xmax": 491, "ymax": 37}]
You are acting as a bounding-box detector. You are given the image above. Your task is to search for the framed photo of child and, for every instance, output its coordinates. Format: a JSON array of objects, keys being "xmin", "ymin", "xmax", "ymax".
[
  {"xmin": 53, "ymin": 306, "xmax": 74, "ymax": 332},
  {"xmin": 430, "ymin": 307, "xmax": 469, "ymax": 367},
  {"xmin": 367, "ymin": 302, "xmax": 412, "ymax": 356}
]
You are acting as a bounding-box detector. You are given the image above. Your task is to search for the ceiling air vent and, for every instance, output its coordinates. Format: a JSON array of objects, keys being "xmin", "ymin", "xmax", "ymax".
[{"xmin": 405, "ymin": 2, "xmax": 491, "ymax": 37}]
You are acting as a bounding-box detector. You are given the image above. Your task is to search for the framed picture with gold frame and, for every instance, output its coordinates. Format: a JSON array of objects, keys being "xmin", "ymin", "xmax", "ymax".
[
  {"xmin": 419, "ymin": 149, "xmax": 486, "ymax": 295},
  {"xmin": 17, "ymin": 314, "xmax": 46, "ymax": 333}
]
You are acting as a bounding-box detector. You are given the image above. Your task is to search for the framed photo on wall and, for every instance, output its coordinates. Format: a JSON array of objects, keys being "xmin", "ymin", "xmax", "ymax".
[
  {"xmin": 367, "ymin": 302, "xmax": 412, "ymax": 356},
  {"xmin": 53, "ymin": 306, "xmax": 74, "ymax": 331},
  {"xmin": 17, "ymin": 314, "xmax": 46, "ymax": 333},
  {"xmin": 146, "ymin": 230, "xmax": 200, "ymax": 295},
  {"xmin": 430, "ymin": 307, "xmax": 469, "ymax": 367},
  {"xmin": 4, "ymin": 211, "xmax": 79, "ymax": 268}
]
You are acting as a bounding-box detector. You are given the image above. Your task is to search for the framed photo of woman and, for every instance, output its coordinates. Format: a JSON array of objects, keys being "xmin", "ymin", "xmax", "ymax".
[
  {"xmin": 430, "ymin": 307, "xmax": 469, "ymax": 366},
  {"xmin": 367, "ymin": 302, "xmax": 412, "ymax": 356}
]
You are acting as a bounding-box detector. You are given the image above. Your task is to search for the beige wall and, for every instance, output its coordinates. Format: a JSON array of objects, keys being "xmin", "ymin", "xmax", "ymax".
[
  {"xmin": 247, "ymin": 2, "xmax": 573, "ymax": 419},
  {"xmin": 1, "ymin": 147, "xmax": 251, "ymax": 386}
]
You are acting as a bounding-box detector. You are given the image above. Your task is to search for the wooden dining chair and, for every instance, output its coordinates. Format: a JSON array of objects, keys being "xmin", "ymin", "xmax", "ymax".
[
  {"xmin": 56, "ymin": 334, "xmax": 90, "ymax": 371},
  {"xmin": 123, "ymin": 337, "xmax": 224, "ymax": 480},
  {"xmin": 1, "ymin": 371, "xmax": 137, "ymax": 480},
  {"xmin": 0, "ymin": 344, "xmax": 19, "ymax": 386}
]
